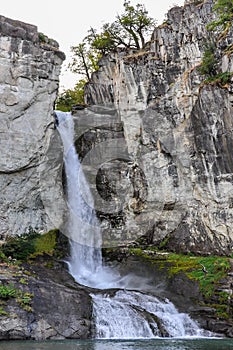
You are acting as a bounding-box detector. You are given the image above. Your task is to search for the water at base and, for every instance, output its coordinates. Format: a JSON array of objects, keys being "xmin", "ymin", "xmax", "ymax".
[
  {"xmin": 56, "ymin": 111, "xmax": 215, "ymax": 339},
  {"xmin": 91, "ymin": 290, "xmax": 211, "ymax": 339},
  {"xmin": 1, "ymin": 339, "xmax": 232, "ymax": 350}
]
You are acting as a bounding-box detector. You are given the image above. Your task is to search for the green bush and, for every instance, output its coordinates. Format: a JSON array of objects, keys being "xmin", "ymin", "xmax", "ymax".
[
  {"xmin": 207, "ymin": 0, "xmax": 233, "ymax": 32},
  {"xmin": 198, "ymin": 43, "xmax": 218, "ymax": 78},
  {"xmin": 1, "ymin": 230, "xmax": 40, "ymax": 261},
  {"xmin": 0, "ymin": 284, "xmax": 17, "ymax": 299}
]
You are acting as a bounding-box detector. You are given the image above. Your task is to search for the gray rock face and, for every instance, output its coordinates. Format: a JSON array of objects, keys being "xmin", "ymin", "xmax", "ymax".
[
  {"xmin": 0, "ymin": 261, "xmax": 92, "ymax": 340},
  {"xmin": 83, "ymin": 0, "xmax": 233, "ymax": 254},
  {"xmin": 0, "ymin": 16, "xmax": 66, "ymax": 239}
]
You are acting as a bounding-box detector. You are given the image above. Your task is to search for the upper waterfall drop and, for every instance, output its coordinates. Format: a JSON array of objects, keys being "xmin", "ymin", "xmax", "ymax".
[
  {"xmin": 56, "ymin": 110, "xmax": 123, "ymax": 289},
  {"xmin": 56, "ymin": 110, "xmax": 103, "ymax": 287}
]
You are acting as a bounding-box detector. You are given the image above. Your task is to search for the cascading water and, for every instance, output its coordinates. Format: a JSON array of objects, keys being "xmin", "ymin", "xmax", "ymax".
[
  {"xmin": 56, "ymin": 111, "xmax": 103, "ymax": 287},
  {"xmin": 56, "ymin": 111, "xmax": 212, "ymax": 339},
  {"xmin": 91, "ymin": 290, "xmax": 208, "ymax": 339}
]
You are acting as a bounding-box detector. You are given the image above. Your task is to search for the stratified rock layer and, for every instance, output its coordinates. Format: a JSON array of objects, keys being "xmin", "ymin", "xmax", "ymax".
[
  {"xmin": 0, "ymin": 16, "xmax": 66, "ymax": 239},
  {"xmin": 83, "ymin": 0, "xmax": 233, "ymax": 255}
]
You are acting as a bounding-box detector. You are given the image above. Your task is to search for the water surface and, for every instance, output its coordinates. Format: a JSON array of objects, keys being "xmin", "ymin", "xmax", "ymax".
[{"xmin": 1, "ymin": 339, "xmax": 232, "ymax": 350}]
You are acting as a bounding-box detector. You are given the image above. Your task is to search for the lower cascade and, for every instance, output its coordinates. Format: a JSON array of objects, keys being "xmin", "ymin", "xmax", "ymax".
[
  {"xmin": 56, "ymin": 111, "xmax": 212, "ymax": 339},
  {"xmin": 91, "ymin": 290, "xmax": 207, "ymax": 339}
]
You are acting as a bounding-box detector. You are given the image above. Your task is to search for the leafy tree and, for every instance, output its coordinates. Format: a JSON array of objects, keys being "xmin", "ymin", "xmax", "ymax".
[
  {"xmin": 63, "ymin": 1, "xmax": 156, "ymax": 110},
  {"xmin": 87, "ymin": 1, "xmax": 156, "ymax": 52},
  {"xmin": 56, "ymin": 79, "xmax": 87, "ymax": 112},
  {"xmin": 207, "ymin": 0, "xmax": 233, "ymax": 32},
  {"xmin": 69, "ymin": 43, "xmax": 100, "ymax": 81}
]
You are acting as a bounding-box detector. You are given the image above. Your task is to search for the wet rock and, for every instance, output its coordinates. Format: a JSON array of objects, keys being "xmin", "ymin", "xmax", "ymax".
[{"xmin": 0, "ymin": 260, "xmax": 92, "ymax": 340}]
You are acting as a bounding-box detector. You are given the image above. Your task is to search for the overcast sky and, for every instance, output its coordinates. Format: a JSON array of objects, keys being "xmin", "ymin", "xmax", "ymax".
[{"xmin": 1, "ymin": 0, "xmax": 184, "ymax": 90}]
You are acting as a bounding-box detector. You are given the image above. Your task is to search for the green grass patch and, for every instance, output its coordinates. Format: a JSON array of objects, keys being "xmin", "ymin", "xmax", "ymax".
[
  {"xmin": 0, "ymin": 229, "xmax": 60, "ymax": 262},
  {"xmin": 0, "ymin": 284, "xmax": 17, "ymax": 299},
  {"xmin": 130, "ymin": 248, "xmax": 231, "ymax": 299},
  {"xmin": 33, "ymin": 229, "xmax": 57, "ymax": 256}
]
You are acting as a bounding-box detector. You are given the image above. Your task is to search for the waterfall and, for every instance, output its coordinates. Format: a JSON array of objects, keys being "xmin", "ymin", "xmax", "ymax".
[
  {"xmin": 56, "ymin": 111, "xmax": 211, "ymax": 339},
  {"xmin": 91, "ymin": 290, "xmax": 208, "ymax": 339},
  {"xmin": 56, "ymin": 111, "xmax": 103, "ymax": 287}
]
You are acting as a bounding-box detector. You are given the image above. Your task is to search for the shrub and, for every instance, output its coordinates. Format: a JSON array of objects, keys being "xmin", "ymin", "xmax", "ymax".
[
  {"xmin": 207, "ymin": 0, "xmax": 233, "ymax": 32},
  {"xmin": 198, "ymin": 43, "xmax": 218, "ymax": 78},
  {"xmin": 1, "ymin": 230, "xmax": 39, "ymax": 261},
  {"xmin": 0, "ymin": 284, "xmax": 17, "ymax": 299}
]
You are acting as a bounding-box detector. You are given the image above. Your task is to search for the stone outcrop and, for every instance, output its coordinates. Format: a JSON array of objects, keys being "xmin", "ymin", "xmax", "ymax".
[
  {"xmin": 0, "ymin": 16, "xmax": 66, "ymax": 240},
  {"xmin": 82, "ymin": 0, "xmax": 233, "ymax": 255},
  {"xmin": 0, "ymin": 258, "xmax": 92, "ymax": 340}
]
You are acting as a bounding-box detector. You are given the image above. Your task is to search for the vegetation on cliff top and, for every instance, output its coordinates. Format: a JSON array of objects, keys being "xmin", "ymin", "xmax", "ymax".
[
  {"xmin": 56, "ymin": 0, "xmax": 155, "ymax": 111},
  {"xmin": 198, "ymin": 0, "xmax": 233, "ymax": 85}
]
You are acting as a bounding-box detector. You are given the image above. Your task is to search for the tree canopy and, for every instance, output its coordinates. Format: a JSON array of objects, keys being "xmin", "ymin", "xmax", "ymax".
[
  {"xmin": 207, "ymin": 0, "xmax": 233, "ymax": 31},
  {"xmin": 56, "ymin": 1, "xmax": 156, "ymax": 110},
  {"xmin": 69, "ymin": 0, "xmax": 156, "ymax": 80}
]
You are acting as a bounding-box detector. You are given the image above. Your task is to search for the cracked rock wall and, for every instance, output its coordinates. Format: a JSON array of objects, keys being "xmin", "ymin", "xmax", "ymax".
[
  {"xmin": 84, "ymin": 0, "xmax": 233, "ymax": 255},
  {"xmin": 0, "ymin": 16, "xmax": 66, "ymax": 239}
]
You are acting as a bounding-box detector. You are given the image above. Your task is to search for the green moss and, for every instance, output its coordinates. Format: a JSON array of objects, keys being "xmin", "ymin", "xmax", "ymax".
[
  {"xmin": 33, "ymin": 229, "xmax": 57, "ymax": 256},
  {"xmin": 129, "ymin": 248, "xmax": 231, "ymax": 299},
  {"xmin": 0, "ymin": 307, "xmax": 8, "ymax": 316}
]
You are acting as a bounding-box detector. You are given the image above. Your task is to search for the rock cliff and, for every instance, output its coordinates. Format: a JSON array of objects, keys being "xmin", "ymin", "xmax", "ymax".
[
  {"xmin": 0, "ymin": 16, "xmax": 66, "ymax": 240},
  {"xmin": 81, "ymin": 0, "xmax": 233, "ymax": 255}
]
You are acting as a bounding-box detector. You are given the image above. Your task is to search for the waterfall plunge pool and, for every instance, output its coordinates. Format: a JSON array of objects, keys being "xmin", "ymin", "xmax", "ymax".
[{"xmin": 0, "ymin": 339, "xmax": 232, "ymax": 350}]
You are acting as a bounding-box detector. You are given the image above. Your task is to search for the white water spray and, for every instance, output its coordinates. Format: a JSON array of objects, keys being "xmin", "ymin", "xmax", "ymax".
[
  {"xmin": 92, "ymin": 290, "xmax": 209, "ymax": 339},
  {"xmin": 56, "ymin": 111, "xmax": 212, "ymax": 339},
  {"xmin": 56, "ymin": 111, "xmax": 103, "ymax": 286}
]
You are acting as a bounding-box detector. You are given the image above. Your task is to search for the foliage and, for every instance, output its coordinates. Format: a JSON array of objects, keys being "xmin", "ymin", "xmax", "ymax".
[
  {"xmin": 1, "ymin": 229, "xmax": 40, "ymax": 261},
  {"xmin": 56, "ymin": 79, "xmax": 87, "ymax": 112},
  {"xmin": 86, "ymin": 1, "xmax": 156, "ymax": 53},
  {"xmin": 207, "ymin": 0, "xmax": 233, "ymax": 32},
  {"xmin": 69, "ymin": 1, "xmax": 155, "ymax": 83},
  {"xmin": 198, "ymin": 42, "xmax": 218, "ymax": 78},
  {"xmin": 0, "ymin": 283, "xmax": 33, "ymax": 312},
  {"xmin": 16, "ymin": 292, "xmax": 33, "ymax": 312},
  {"xmin": 0, "ymin": 284, "xmax": 17, "ymax": 299},
  {"xmin": 0, "ymin": 229, "xmax": 60, "ymax": 262},
  {"xmin": 33, "ymin": 229, "xmax": 57, "ymax": 257},
  {"xmin": 69, "ymin": 43, "xmax": 100, "ymax": 80},
  {"xmin": 204, "ymin": 71, "xmax": 233, "ymax": 85}
]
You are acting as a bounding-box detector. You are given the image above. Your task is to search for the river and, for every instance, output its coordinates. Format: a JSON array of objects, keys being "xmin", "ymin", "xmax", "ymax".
[{"xmin": 0, "ymin": 339, "xmax": 233, "ymax": 350}]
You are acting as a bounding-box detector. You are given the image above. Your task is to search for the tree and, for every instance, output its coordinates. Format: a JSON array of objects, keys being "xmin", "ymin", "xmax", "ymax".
[
  {"xmin": 207, "ymin": 0, "xmax": 233, "ymax": 32},
  {"xmin": 118, "ymin": 0, "xmax": 155, "ymax": 49},
  {"xmin": 56, "ymin": 79, "xmax": 87, "ymax": 112},
  {"xmin": 87, "ymin": 1, "xmax": 156, "ymax": 52},
  {"xmin": 69, "ymin": 43, "xmax": 100, "ymax": 81},
  {"xmin": 62, "ymin": 1, "xmax": 156, "ymax": 111}
]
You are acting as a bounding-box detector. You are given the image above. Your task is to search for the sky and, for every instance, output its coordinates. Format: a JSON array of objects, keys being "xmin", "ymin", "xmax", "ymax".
[{"xmin": 1, "ymin": 0, "xmax": 184, "ymax": 90}]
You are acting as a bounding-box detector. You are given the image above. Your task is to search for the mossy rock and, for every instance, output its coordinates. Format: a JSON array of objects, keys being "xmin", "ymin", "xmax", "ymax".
[{"xmin": 0, "ymin": 229, "xmax": 69, "ymax": 262}]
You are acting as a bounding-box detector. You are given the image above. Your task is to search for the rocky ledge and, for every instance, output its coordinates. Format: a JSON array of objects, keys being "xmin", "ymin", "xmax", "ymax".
[{"xmin": 0, "ymin": 259, "xmax": 92, "ymax": 340}]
